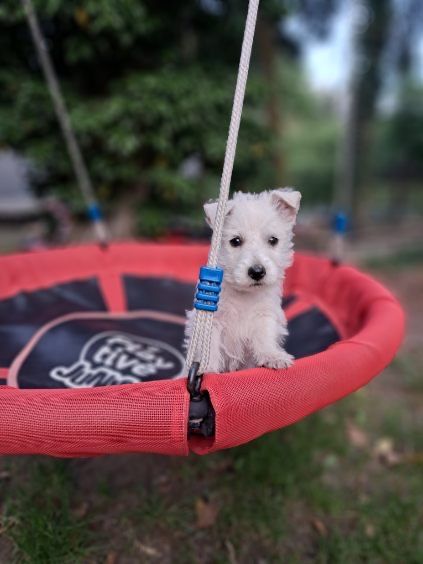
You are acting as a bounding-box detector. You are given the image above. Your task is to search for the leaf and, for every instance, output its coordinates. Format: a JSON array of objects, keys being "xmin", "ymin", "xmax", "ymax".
[
  {"xmin": 134, "ymin": 541, "xmax": 161, "ymax": 558},
  {"xmin": 72, "ymin": 501, "xmax": 89, "ymax": 519},
  {"xmin": 213, "ymin": 458, "xmax": 235, "ymax": 474},
  {"xmin": 402, "ymin": 452, "xmax": 423, "ymax": 464},
  {"xmin": 346, "ymin": 421, "xmax": 369, "ymax": 449},
  {"xmin": 105, "ymin": 551, "xmax": 118, "ymax": 564},
  {"xmin": 365, "ymin": 522, "xmax": 376, "ymax": 538},
  {"xmin": 311, "ymin": 517, "xmax": 328, "ymax": 537},
  {"xmin": 195, "ymin": 497, "xmax": 219, "ymax": 528},
  {"xmin": 373, "ymin": 437, "xmax": 402, "ymax": 466},
  {"xmin": 0, "ymin": 515, "xmax": 18, "ymax": 536},
  {"xmin": 225, "ymin": 540, "xmax": 238, "ymax": 564},
  {"xmin": 74, "ymin": 8, "xmax": 89, "ymax": 28}
]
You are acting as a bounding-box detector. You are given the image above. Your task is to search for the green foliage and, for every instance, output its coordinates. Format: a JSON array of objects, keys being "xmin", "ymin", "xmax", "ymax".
[
  {"xmin": 0, "ymin": 0, "xmax": 279, "ymax": 229},
  {"xmin": 0, "ymin": 0, "xmax": 343, "ymax": 236},
  {"xmin": 284, "ymin": 117, "xmax": 338, "ymax": 204},
  {"xmin": 1, "ymin": 0, "xmax": 420, "ymax": 233},
  {"xmin": 280, "ymin": 62, "xmax": 339, "ymax": 203}
]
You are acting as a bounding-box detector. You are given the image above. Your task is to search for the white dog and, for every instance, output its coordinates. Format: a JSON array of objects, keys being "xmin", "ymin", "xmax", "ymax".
[{"xmin": 185, "ymin": 188, "xmax": 301, "ymax": 373}]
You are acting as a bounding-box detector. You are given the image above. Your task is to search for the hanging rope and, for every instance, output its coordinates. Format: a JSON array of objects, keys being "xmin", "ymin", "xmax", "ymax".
[
  {"xmin": 185, "ymin": 0, "xmax": 260, "ymax": 374},
  {"xmin": 21, "ymin": 0, "xmax": 108, "ymax": 246}
]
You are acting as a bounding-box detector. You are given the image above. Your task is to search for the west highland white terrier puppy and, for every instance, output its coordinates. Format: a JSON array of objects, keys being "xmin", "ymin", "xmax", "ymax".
[{"xmin": 185, "ymin": 188, "xmax": 301, "ymax": 373}]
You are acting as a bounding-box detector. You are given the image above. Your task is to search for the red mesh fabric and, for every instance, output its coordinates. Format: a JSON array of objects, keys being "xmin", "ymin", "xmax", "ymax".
[
  {"xmin": 0, "ymin": 380, "xmax": 189, "ymax": 457},
  {"xmin": 0, "ymin": 241, "xmax": 208, "ymax": 300},
  {"xmin": 0, "ymin": 243, "xmax": 404, "ymax": 457}
]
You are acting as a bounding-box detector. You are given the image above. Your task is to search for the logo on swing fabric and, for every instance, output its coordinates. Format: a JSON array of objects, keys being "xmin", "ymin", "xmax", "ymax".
[{"xmin": 49, "ymin": 332, "xmax": 185, "ymax": 388}]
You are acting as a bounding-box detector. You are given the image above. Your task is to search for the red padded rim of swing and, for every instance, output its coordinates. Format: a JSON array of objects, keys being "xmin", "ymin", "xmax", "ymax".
[{"xmin": 0, "ymin": 242, "xmax": 404, "ymax": 457}]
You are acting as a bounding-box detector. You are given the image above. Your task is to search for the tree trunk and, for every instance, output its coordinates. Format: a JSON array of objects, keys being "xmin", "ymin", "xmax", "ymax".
[
  {"xmin": 335, "ymin": 0, "xmax": 391, "ymax": 231},
  {"xmin": 256, "ymin": 15, "xmax": 284, "ymax": 182}
]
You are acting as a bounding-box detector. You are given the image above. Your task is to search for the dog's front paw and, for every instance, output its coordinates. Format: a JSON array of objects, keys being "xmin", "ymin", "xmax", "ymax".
[{"xmin": 257, "ymin": 351, "xmax": 294, "ymax": 369}]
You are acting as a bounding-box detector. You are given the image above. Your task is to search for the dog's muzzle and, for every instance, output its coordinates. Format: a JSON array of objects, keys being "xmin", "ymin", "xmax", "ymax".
[{"xmin": 248, "ymin": 264, "xmax": 266, "ymax": 281}]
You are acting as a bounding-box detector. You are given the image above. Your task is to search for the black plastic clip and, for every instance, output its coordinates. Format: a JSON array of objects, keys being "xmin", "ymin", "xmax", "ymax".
[
  {"xmin": 187, "ymin": 361, "xmax": 202, "ymax": 398},
  {"xmin": 187, "ymin": 362, "xmax": 215, "ymax": 437}
]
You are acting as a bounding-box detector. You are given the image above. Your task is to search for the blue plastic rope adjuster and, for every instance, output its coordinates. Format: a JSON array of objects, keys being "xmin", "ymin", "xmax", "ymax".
[
  {"xmin": 87, "ymin": 203, "xmax": 103, "ymax": 223},
  {"xmin": 194, "ymin": 266, "xmax": 224, "ymax": 312},
  {"xmin": 333, "ymin": 211, "xmax": 348, "ymax": 235}
]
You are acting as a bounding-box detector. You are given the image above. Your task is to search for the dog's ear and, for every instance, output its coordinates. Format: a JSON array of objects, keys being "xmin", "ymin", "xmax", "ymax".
[
  {"xmin": 204, "ymin": 199, "xmax": 234, "ymax": 229},
  {"xmin": 270, "ymin": 188, "xmax": 301, "ymax": 221}
]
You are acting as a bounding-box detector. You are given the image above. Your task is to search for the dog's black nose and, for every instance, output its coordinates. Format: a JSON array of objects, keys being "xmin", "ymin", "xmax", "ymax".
[{"xmin": 248, "ymin": 264, "xmax": 266, "ymax": 281}]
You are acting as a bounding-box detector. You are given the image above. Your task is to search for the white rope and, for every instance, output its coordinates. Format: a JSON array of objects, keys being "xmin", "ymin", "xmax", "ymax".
[
  {"xmin": 21, "ymin": 0, "xmax": 108, "ymax": 245},
  {"xmin": 185, "ymin": 0, "xmax": 260, "ymax": 373}
]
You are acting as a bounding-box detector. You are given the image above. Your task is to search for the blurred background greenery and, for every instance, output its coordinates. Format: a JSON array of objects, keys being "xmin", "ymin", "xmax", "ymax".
[
  {"xmin": 0, "ymin": 3, "xmax": 422, "ymax": 563},
  {"xmin": 0, "ymin": 0, "xmax": 422, "ymax": 242}
]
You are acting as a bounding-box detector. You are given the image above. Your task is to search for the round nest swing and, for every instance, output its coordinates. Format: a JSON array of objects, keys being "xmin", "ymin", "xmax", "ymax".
[
  {"xmin": 0, "ymin": 0, "xmax": 404, "ymax": 457},
  {"xmin": 0, "ymin": 242, "xmax": 404, "ymax": 456}
]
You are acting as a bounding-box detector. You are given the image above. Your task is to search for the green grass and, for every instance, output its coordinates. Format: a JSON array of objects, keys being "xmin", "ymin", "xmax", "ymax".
[
  {"xmin": 2, "ymin": 460, "xmax": 89, "ymax": 564},
  {"xmin": 316, "ymin": 490, "xmax": 423, "ymax": 564},
  {"xmin": 392, "ymin": 353, "xmax": 423, "ymax": 393},
  {"xmin": 118, "ymin": 391, "xmax": 422, "ymax": 562}
]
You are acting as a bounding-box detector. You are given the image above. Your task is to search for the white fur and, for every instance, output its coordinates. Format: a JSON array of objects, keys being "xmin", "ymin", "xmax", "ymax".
[{"xmin": 185, "ymin": 188, "xmax": 301, "ymax": 373}]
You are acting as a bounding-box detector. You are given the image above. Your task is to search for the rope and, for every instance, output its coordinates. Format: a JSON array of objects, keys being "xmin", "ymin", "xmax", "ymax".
[
  {"xmin": 21, "ymin": 0, "xmax": 108, "ymax": 246},
  {"xmin": 331, "ymin": 0, "xmax": 365, "ymax": 262},
  {"xmin": 185, "ymin": 0, "xmax": 260, "ymax": 374}
]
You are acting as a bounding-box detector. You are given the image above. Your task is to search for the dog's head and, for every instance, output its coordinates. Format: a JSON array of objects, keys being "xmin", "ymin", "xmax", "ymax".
[{"xmin": 204, "ymin": 189, "xmax": 301, "ymax": 292}]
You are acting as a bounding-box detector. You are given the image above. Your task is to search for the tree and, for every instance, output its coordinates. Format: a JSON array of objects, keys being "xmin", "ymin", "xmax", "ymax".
[
  {"xmin": 335, "ymin": 0, "xmax": 391, "ymax": 227},
  {"xmin": 0, "ymin": 1, "xmax": 281, "ymax": 231},
  {"xmin": 335, "ymin": 0, "xmax": 423, "ymax": 228},
  {"xmin": 0, "ymin": 0, "xmax": 343, "ymax": 236}
]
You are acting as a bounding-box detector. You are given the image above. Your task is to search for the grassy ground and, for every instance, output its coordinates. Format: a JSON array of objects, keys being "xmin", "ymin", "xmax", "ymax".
[{"xmin": 0, "ymin": 258, "xmax": 422, "ymax": 563}]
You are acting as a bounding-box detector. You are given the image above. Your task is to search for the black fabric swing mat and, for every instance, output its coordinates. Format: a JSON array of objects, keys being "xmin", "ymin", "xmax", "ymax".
[{"xmin": 0, "ymin": 276, "xmax": 340, "ymax": 389}]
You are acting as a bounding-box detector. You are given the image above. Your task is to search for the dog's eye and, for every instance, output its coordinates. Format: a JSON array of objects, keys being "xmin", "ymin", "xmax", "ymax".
[
  {"xmin": 268, "ymin": 236, "xmax": 279, "ymax": 246},
  {"xmin": 229, "ymin": 236, "xmax": 243, "ymax": 247}
]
